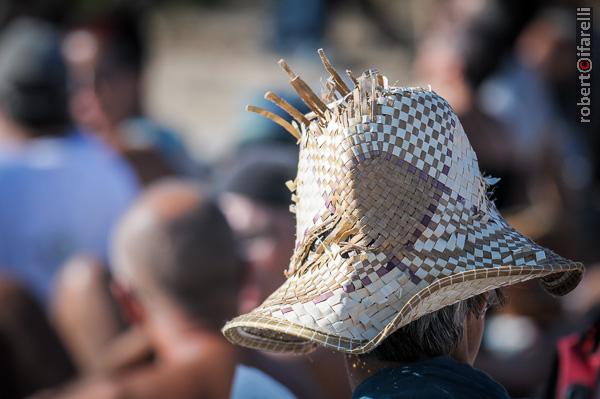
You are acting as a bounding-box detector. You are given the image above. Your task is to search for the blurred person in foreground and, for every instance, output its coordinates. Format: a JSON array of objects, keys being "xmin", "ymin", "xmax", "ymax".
[
  {"xmin": 0, "ymin": 276, "xmax": 75, "ymax": 398},
  {"xmin": 39, "ymin": 180, "xmax": 302, "ymax": 398},
  {"xmin": 222, "ymin": 52, "xmax": 585, "ymax": 398},
  {"xmin": 65, "ymin": 9, "xmax": 204, "ymax": 185},
  {"xmin": 0, "ymin": 18, "xmax": 138, "ymax": 302},
  {"xmin": 219, "ymin": 146, "xmax": 349, "ymax": 398},
  {"xmin": 51, "ymin": 254, "xmax": 131, "ymax": 374}
]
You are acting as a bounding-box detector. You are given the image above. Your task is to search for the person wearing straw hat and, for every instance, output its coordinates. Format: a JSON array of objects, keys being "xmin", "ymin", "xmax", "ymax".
[{"xmin": 222, "ymin": 49, "xmax": 584, "ymax": 398}]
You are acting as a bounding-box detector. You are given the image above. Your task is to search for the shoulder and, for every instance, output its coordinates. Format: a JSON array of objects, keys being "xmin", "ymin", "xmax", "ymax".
[
  {"xmin": 70, "ymin": 131, "xmax": 140, "ymax": 193},
  {"xmin": 352, "ymin": 367, "xmax": 455, "ymax": 399},
  {"xmin": 352, "ymin": 361, "xmax": 510, "ymax": 399},
  {"xmin": 0, "ymin": 146, "xmax": 37, "ymax": 190},
  {"xmin": 231, "ymin": 365, "xmax": 297, "ymax": 399},
  {"xmin": 121, "ymin": 118, "xmax": 185, "ymax": 150}
]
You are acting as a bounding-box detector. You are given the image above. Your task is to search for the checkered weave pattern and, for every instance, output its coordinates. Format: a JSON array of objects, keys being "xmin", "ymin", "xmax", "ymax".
[{"xmin": 222, "ymin": 54, "xmax": 584, "ymax": 355}]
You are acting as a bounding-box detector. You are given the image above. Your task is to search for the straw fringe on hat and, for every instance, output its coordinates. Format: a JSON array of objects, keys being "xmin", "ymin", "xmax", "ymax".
[{"xmin": 222, "ymin": 49, "xmax": 584, "ymax": 355}]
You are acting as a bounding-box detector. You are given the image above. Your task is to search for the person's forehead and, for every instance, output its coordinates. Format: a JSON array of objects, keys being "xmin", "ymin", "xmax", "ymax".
[
  {"xmin": 140, "ymin": 181, "xmax": 202, "ymax": 222},
  {"xmin": 219, "ymin": 192, "xmax": 280, "ymax": 233}
]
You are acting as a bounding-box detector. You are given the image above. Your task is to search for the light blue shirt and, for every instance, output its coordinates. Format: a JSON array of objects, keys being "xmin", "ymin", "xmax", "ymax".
[
  {"xmin": 0, "ymin": 131, "xmax": 139, "ymax": 302},
  {"xmin": 230, "ymin": 365, "xmax": 297, "ymax": 399}
]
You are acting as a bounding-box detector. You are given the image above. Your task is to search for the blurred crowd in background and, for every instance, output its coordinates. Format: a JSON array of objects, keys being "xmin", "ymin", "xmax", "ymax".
[{"xmin": 0, "ymin": 0, "xmax": 598, "ymax": 398}]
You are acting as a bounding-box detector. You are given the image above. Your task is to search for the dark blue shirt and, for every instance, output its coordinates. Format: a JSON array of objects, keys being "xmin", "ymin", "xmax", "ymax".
[{"xmin": 352, "ymin": 356, "xmax": 510, "ymax": 399}]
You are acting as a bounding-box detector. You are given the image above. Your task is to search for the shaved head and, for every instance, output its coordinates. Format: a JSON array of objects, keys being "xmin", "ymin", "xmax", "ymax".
[{"xmin": 111, "ymin": 179, "xmax": 240, "ymax": 328}]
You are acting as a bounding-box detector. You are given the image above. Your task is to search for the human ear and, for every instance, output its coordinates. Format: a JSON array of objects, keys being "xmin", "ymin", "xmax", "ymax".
[{"xmin": 110, "ymin": 280, "xmax": 145, "ymax": 325}]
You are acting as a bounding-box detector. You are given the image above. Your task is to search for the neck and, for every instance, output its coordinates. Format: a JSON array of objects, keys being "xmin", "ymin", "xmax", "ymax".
[
  {"xmin": 344, "ymin": 355, "xmax": 401, "ymax": 391},
  {"xmin": 345, "ymin": 353, "xmax": 471, "ymax": 391},
  {"xmin": 0, "ymin": 114, "xmax": 29, "ymax": 145},
  {"xmin": 0, "ymin": 113, "xmax": 66, "ymax": 145},
  {"xmin": 146, "ymin": 309, "xmax": 230, "ymax": 363}
]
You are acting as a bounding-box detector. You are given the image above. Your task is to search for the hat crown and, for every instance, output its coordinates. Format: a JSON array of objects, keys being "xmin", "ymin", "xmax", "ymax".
[{"xmin": 289, "ymin": 73, "xmax": 489, "ymax": 277}]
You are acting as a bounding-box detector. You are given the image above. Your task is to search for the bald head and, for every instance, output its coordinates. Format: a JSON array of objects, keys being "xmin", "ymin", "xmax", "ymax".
[{"xmin": 111, "ymin": 179, "xmax": 240, "ymax": 328}]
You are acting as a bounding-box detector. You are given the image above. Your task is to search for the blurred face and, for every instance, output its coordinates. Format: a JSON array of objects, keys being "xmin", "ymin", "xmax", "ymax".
[
  {"xmin": 413, "ymin": 36, "xmax": 471, "ymax": 114},
  {"xmin": 219, "ymin": 193, "xmax": 295, "ymax": 313},
  {"xmin": 95, "ymin": 64, "xmax": 140, "ymax": 125},
  {"xmin": 64, "ymin": 29, "xmax": 140, "ymax": 135},
  {"xmin": 63, "ymin": 29, "xmax": 106, "ymax": 132}
]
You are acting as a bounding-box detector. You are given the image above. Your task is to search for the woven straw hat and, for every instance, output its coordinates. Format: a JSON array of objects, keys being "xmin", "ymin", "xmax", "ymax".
[{"xmin": 222, "ymin": 50, "xmax": 584, "ymax": 355}]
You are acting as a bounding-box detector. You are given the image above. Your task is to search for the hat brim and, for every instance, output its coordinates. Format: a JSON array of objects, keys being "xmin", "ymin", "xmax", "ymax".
[{"xmin": 223, "ymin": 219, "xmax": 584, "ymax": 354}]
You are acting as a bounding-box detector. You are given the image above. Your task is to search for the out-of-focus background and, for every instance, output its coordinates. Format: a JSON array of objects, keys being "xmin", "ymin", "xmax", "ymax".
[{"xmin": 0, "ymin": 0, "xmax": 598, "ymax": 398}]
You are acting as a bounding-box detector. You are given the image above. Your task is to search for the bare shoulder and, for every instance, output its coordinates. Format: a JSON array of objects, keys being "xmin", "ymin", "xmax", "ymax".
[{"xmin": 36, "ymin": 347, "xmax": 236, "ymax": 399}]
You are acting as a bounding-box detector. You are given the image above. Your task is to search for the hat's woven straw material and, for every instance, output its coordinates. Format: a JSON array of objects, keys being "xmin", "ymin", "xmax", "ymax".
[{"xmin": 222, "ymin": 52, "xmax": 584, "ymax": 355}]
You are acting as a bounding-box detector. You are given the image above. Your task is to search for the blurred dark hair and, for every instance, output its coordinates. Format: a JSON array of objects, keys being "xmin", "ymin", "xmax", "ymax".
[
  {"xmin": 0, "ymin": 18, "xmax": 69, "ymax": 134},
  {"xmin": 95, "ymin": 9, "xmax": 147, "ymax": 80},
  {"xmin": 157, "ymin": 197, "xmax": 242, "ymax": 328},
  {"xmin": 221, "ymin": 145, "xmax": 298, "ymax": 209},
  {"xmin": 112, "ymin": 182, "xmax": 244, "ymax": 329},
  {"xmin": 458, "ymin": 0, "xmax": 542, "ymax": 88},
  {"xmin": 0, "ymin": 277, "xmax": 75, "ymax": 399}
]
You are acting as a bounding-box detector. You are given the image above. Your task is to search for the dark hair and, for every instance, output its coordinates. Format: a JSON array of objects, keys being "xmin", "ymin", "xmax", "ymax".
[
  {"xmin": 158, "ymin": 198, "xmax": 242, "ymax": 328},
  {"xmin": 221, "ymin": 146, "xmax": 298, "ymax": 208},
  {"xmin": 0, "ymin": 277, "xmax": 75, "ymax": 398},
  {"xmin": 363, "ymin": 290, "xmax": 504, "ymax": 363},
  {"xmin": 0, "ymin": 18, "xmax": 69, "ymax": 133},
  {"xmin": 95, "ymin": 10, "xmax": 146, "ymax": 80}
]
